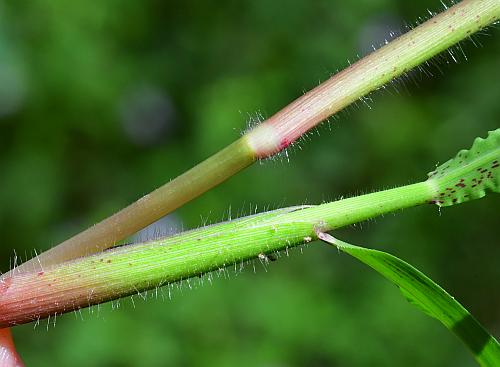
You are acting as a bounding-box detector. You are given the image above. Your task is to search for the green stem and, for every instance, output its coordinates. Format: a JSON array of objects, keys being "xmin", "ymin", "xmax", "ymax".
[
  {"xmin": 7, "ymin": 139, "xmax": 255, "ymax": 275},
  {"xmin": 0, "ymin": 181, "xmax": 436, "ymax": 327},
  {"xmin": 246, "ymin": 0, "xmax": 500, "ymax": 157},
  {"xmin": 8, "ymin": 0, "xmax": 499, "ymax": 276}
]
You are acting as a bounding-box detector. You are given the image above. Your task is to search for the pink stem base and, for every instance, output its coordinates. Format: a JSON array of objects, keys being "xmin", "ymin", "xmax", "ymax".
[{"xmin": 0, "ymin": 329, "xmax": 24, "ymax": 367}]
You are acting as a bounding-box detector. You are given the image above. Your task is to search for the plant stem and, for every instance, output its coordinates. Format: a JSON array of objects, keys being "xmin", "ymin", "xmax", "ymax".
[
  {"xmin": 2, "ymin": 122, "xmax": 498, "ymax": 327},
  {"xmin": 246, "ymin": 0, "xmax": 500, "ymax": 157},
  {"xmin": 0, "ymin": 329, "xmax": 23, "ymax": 367},
  {"xmin": 0, "ymin": 181, "xmax": 436, "ymax": 327},
  {"xmin": 7, "ymin": 0, "xmax": 500, "ymax": 276},
  {"xmin": 7, "ymin": 139, "xmax": 255, "ymax": 275}
]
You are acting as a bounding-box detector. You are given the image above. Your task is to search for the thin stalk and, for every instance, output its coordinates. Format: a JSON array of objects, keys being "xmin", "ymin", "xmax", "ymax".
[
  {"xmin": 0, "ymin": 181, "xmax": 436, "ymax": 327},
  {"xmin": 7, "ymin": 0, "xmax": 499, "ymax": 275},
  {"xmin": 246, "ymin": 0, "xmax": 500, "ymax": 157},
  {"xmin": 7, "ymin": 140, "xmax": 255, "ymax": 275}
]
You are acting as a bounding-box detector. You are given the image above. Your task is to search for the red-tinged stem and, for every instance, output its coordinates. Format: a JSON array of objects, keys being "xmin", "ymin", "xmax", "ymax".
[
  {"xmin": 4, "ymin": 139, "xmax": 255, "ymax": 276},
  {"xmin": 0, "ymin": 329, "xmax": 23, "ymax": 367},
  {"xmin": 1, "ymin": 2, "xmax": 498, "ymax": 365},
  {"xmin": 5, "ymin": 0, "xmax": 500, "ymax": 280},
  {"xmin": 246, "ymin": 0, "xmax": 500, "ymax": 157},
  {"xmin": 0, "ymin": 182, "xmax": 437, "ymax": 327}
]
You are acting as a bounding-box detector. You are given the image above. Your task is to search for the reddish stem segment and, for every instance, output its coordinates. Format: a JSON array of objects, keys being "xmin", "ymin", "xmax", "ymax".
[
  {"xmin": 246, "ymin": 0, "xmax": 500, "ymax": 157},
  {"xmin": 0, "ymin": 329, "xmax": 24, "ymax": 367},
  {"xmin": 6, "ymin": 0, "xmax": 499, "ymax": 276}
]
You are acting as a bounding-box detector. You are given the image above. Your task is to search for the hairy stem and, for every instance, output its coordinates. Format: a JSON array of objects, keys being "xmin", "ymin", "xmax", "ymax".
[
  {"xmin": 2, "ymin": 123, "xmax": 498, "ymax": 328},
  {"xmin": 7, "ymin": 0, "xmax": 500, "ymax": 277},
  {"xmin": 0, "ymin": 181, "xmax": 436, "ymax": 327},
  {"xmin": 245, "ymin": 0, "xmax": 500, "ymax": 157},
  {"xmin": 6, "ymin": 139, "xmax": 255, "ymax": 275}
]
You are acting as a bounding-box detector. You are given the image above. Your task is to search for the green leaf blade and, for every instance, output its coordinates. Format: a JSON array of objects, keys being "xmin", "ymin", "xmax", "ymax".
[{"xmin": 317, "ymin": 232, "xmax": 500, "ymax": 367}]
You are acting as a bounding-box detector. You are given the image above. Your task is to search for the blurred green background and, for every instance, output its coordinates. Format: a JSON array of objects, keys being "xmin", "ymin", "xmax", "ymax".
[{"xmin": 1, "ymin": 0, "xmax": 499, "ymax": 366}]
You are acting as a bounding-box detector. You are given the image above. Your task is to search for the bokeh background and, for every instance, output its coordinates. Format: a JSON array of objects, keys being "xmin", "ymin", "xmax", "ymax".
[{"xmin": 1, "ymin": 0, "xmax": 499, "ymax": 366}]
